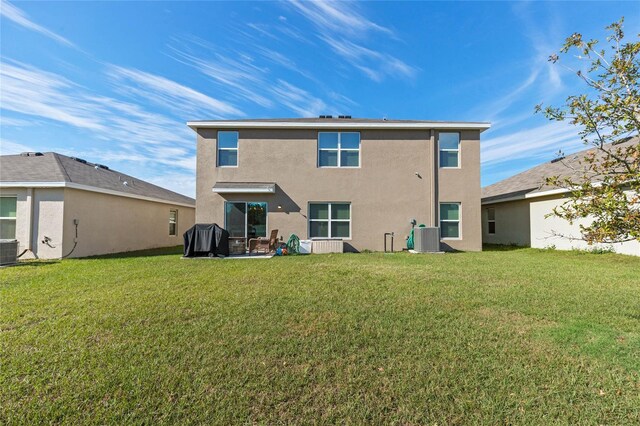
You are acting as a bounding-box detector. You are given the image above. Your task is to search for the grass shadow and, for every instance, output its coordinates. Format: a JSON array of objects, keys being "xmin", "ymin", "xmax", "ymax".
[
  {"xmin": 483, "ymin": 244, "xmax": 529, "ymax": 252},
  {"xmin": 5, "ymin": 260, "xmax": 60, "ymax": 268},
  {"xmin": 81, "ymin": 246, "xmax": 184, "ymax": 260}
]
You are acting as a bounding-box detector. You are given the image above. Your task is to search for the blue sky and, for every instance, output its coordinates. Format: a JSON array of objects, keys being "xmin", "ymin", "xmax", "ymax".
[{"xmin": 1, "ymin": 1, "xmax": 638, "ymax": 197}]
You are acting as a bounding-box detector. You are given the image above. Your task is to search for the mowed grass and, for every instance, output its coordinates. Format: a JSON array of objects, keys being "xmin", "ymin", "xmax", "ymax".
[{"xmin": 1, "ymin": 247, "xmax": 639, "ymax": 425}]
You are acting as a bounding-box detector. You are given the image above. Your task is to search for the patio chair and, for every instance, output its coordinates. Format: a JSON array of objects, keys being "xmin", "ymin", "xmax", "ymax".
[{"xmin": 249, "ymin": 229, "xmax": 279, "ymax": 254}]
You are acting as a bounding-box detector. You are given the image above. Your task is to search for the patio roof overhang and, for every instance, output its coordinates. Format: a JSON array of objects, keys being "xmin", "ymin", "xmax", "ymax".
[{"xmin": 212, "ymin": 182, "xmax": 276, "ymax": 194}]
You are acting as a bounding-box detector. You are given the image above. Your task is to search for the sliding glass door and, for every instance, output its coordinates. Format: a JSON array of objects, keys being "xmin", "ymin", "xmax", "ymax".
[{"xmin": 224, "ymin": 202, "xmax": 267, "ymax": 239}]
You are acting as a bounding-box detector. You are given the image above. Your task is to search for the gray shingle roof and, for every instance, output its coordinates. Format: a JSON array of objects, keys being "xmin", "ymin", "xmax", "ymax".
[
  {"xmin": 482, "ymin": 138, "xmax": 639, "ymax": 203},
  {"xmin": 0, "ymin": 152, "xmax": 195, "ymax": 206}
]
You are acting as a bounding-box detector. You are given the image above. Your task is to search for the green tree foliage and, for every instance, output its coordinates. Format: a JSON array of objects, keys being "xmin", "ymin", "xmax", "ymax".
[{"xmin": 536, "ymin": 18, "xmax": 640, "ymax": 244}]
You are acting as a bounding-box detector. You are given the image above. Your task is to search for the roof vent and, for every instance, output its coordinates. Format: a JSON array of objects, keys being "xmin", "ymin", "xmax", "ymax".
[{"xmin": 71, "ymin": 157, "xmax": 87, "ymax": 164}]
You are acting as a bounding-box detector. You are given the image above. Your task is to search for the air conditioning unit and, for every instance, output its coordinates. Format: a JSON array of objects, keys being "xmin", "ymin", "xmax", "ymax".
[
  {"xmin": 0, "ymin": 239, "xmax": 18, "ymax": 266},
  {"xmin": 413, "ymin": 227, "xmax": 440, "ymax": 253}
]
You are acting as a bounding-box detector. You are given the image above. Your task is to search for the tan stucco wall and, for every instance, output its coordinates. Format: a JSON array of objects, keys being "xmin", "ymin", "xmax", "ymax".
[
  {"xmin": 1, "ymin": 187, "xmax": 64, "ymax": 259},
  {"xmin": 530, "ymin": 194, "xmax": 639, "ymax": 256},
  {"xmin": 1, "ymin": 186, "xmax": 195, "ymax": 259},
  {"xmin": 62, "ymin": 188, "xmax": 195, "ymax": 258},
  {"xmin": 481, "ymin": 199, "xmax": 531, "ymax": 246},
  {"xmin": 195, "ymin": 128, "xmax": 482, "ymax": 252},
  {"xmin": 438, "ymin": 131, "xmax": 482, "ymax": 251}
]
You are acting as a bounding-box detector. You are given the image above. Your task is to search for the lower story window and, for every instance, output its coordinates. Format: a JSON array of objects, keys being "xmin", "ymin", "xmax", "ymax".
[
  {"xmin": 309, "ymin": 202, "xmax": 350, "ymax": 239},
  {"xmin": 169, "ymin": 209, "xmax": 178, "ymax": 236},
  {"xmin": 0, "ymin": 196, "xmax": 17, "ymax": 239},
  {"xmin": 225, "ymin": 201, "xmax": 267, "ymax": 239},
  {"xmin": 487, "ymin": 207, "xmax": 496, "ymax": 235},
  {"xmin": 440, "ymin": 202, "xmax": 460, "ymax": 239}
]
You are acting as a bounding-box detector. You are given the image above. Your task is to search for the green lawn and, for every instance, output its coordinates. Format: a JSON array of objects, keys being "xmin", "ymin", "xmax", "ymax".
[{"xmin": 2, "ymin": 247, "xmax": 639, "ymax": 425}]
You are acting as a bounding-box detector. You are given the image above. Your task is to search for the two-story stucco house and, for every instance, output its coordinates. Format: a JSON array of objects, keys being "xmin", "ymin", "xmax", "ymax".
[{"xmin": 189, "ymin": 117, "xmax": 490, "ymax": 252}]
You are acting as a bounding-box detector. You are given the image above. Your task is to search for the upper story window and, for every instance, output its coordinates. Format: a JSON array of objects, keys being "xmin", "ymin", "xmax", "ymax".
[
  {"xmin": 0, "ymin": 196, "xmax": 17, "ymax": 239},
  {"xmin": 318, "ymin": 132, "xmax": 360, "ymax": 167},
  {"xmin": 439, "ymin": 132, "xmax": 460, "ymax": 168},
  {"xmin": 217, "ymin": 131, "xmax": 238, "ymax": 167}
]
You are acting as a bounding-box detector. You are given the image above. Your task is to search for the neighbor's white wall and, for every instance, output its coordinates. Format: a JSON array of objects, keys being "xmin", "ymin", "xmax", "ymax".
[{"xmin": 530, "ymin": 195, "xmax": 639, "ymax": 256}]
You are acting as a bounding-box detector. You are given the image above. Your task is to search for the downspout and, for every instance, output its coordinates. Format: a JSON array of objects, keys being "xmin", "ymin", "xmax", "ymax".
[{"xmin": 430, "ymin": 130, "xmax": 438, "ymax": 227}]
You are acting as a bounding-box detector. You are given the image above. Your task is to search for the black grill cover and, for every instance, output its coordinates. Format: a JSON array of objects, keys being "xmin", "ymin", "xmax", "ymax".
[{"xmin": 183, "ymin": 223, "xmax": 230, "ymax": 257}]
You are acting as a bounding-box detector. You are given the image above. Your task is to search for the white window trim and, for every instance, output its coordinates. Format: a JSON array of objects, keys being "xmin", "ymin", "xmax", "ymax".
[
  {"xmin": 0, "ymin": 195, "xmax": 18, "ymax": 240},
  {"xmin": 438, "ymin": 132, "xmax": 461, "ymax": 169},
  {"xmin": 224, "ymin": 201, "xmax": 269, "ymax": 239},
  {"xmin": 487, "ymin": 208, "xmax": 496, "ymax": 235},
  {"xmin": 169, "ymin": 209, "xmax": 178, "ymax": 236},
  {"xmin": 439, "ymin": 202, "xmax": 462, "ymax": 240},
  {"xmin": 217, "ymin": 131, "xmax": 239, "ymax": 168},
  {"xmin": 308, "ymin": 202, "xmax": 352, "ymax": 240},
  {"xmin": 317, "ymin": 132, "xmax": 361, "ymax": 168}
]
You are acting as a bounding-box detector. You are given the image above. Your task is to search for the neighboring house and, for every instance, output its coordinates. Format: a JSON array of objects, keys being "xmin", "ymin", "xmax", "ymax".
[
  {"xmin": 189, "ymin": 117, "xmax": 491, "ymax": 252},
  {"xmin": 0, "ymin": 152, "xmax": 195, "ymax": 259},
  {"xmin": 482, "ymin": 138, "xmax": 639, "ymax": 256}
]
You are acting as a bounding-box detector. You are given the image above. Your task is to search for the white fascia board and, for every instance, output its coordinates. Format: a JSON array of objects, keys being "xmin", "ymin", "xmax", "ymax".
[
  {"xmin": 212, "ymin": 187, "xmax": 275, "ymax": 194},
  {"xmin": 524, "ymin": 188, "xmax": 570, "ymax": 199},
  {"xmin": 0, "ymin": 182, "xmax": 195, "ymax": 208},
  {"xmin": 187, "ymin": 121, "xmax": 492, "ymax": 132},
  {"xmin": 482, "ymin": 188, "xmax": 570, "ymax": 205},
  {"xmin": 0, "ymin": 181, "xmax": 66, "ymax": 188}
]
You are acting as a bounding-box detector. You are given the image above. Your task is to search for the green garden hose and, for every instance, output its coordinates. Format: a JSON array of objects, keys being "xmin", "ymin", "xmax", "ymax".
[
  {"xmin": 286, "ymin": 234, "xmax": 300, "ymax": 254},
  {"xmin": 407, "ymin": 224, "xmax": 426, "ymax": 250}
]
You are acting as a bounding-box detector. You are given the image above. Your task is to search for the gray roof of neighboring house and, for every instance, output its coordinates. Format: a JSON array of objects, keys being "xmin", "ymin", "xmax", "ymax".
[
  {"xmin": 482, "ymin": 137, "xmax": 639, "ymax": 203},
  {"xmin": 0, "ymin": 152, "xmax": 195, "ymax": 206}
]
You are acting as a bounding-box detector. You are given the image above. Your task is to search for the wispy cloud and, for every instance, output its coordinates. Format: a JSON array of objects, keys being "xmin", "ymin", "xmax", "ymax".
[
  {"xmin": 169, "ymin": 36, "xmax": 354, "ymax": 117},
  {"xmin": 0, "ymin": 116, "xmax": 36, "ymax": 127},
  {"xmin": 1, "ymin": 61, "xmax": 103, "ymax": 130},
  {"xmin": 270, "ymin": 80, "xmax": 327, "ymax": 116},
  {"xmin": 474, "ymin": 3, "xmax": 575, "ymax": 186},
  {"xmin": 286, "ymin": 0, "xmax": 416, "ymax": 82},
  {"xmin": 107, "ymin": 65, "xmax": 243, "ymax": 118},
  {"xmin": 482, "ymin": 122, "xmax": 584, "ymax": 166},
  {"xmin": 169, "ymin": 39, "xmax": 274, "ymax": 108},
  {"xmin": 0, "ymin": 60, "xmax": 200, "ymax": 195},
  {"xmin": 0, "ymin": 138, "xmax": 33, "ymax": 155},
  {"xmin": 512, "ymin": 2, "xmax": 565, "ymax": 92},
  {"xmin": 0, "ymin": 0, "xmax": 75, "ymax": 47},
  {"xmin": 288, "ymin": 0, "xmax": 394, "ymax": 37},
  {"xmin": 318, "ymin": 34, "xmax": 417, "ymax": 82}
]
